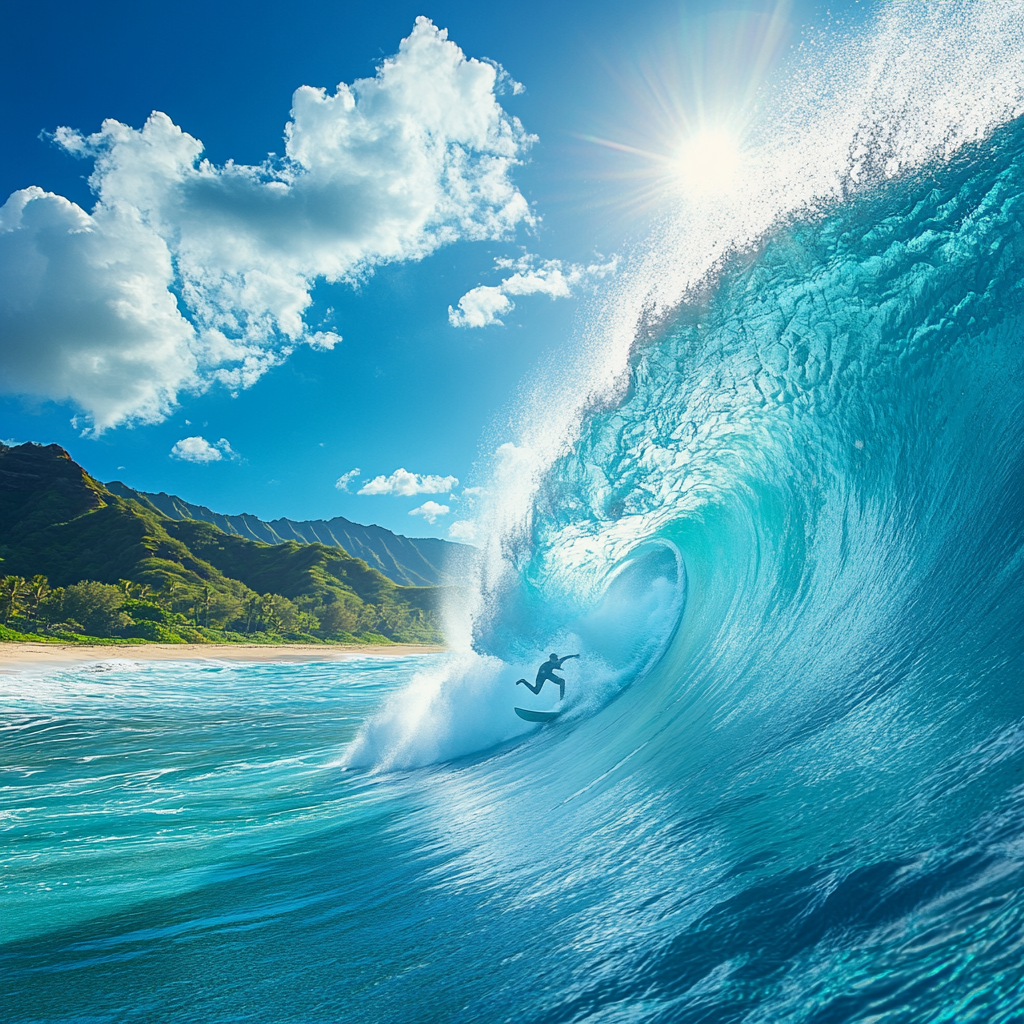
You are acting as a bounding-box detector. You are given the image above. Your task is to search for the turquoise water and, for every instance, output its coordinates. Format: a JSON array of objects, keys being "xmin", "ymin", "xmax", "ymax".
[{"xmin": 4, "ymin": 7, "xmax": 1024, "ymax": 1021}]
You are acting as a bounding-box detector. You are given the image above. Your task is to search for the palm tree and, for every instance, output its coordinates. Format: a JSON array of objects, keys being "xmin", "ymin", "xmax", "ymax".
[
  {"xmin": 260, "ymin": 594, "xmax": 282, "ymax": 633},
  {"xmin": 161, "ymin": 578, "xmax": 185, "ymax": 615},
  {"xmin": 0, "ymin": 576, "xmax": 27, "ymax": 625},
  {"xmin": 357, "ymin": 602, "xmax": 383, "ymax": 634},
  {"xmin": 294, "ymin": 609, "xmax": 320, "ymax": 634},
  {"xmin": 26, "ymin": 575, "xmax": 50, "ymax": 618},
  {"xmin": 244, "ymin": 594, "xmax": 261, "ymax": 633}
]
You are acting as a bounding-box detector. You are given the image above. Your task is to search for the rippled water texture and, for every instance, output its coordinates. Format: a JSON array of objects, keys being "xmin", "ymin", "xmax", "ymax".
[{"xmin": 4, "ymin": 7, "xmax": 1024, "ymax": 1021}]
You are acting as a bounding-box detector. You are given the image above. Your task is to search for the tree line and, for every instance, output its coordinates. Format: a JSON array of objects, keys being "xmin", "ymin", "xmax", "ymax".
[{"xmin": 0, "ymin": 574, "xmax": 441, "ymax": 644}]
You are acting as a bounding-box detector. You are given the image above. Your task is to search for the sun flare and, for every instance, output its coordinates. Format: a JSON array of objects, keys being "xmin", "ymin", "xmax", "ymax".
[{"xmin": 674, "ymin": 129, "xmax": 742, "ymax": 192}]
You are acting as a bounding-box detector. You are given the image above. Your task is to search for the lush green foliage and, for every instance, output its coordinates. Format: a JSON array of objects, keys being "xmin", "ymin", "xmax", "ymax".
[
  {"xmin": 0, "ymin": 443, "xmax": 448, "ymax": 646},
  {"xmin": 0, "ymin": 569, "xmax": 443, "ymax": 646}
]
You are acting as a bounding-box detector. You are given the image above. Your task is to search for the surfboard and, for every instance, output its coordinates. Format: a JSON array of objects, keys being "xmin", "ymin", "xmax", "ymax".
[{"xmin": 514, "ymin": 707, "xmax": 561, "ymax": 723}]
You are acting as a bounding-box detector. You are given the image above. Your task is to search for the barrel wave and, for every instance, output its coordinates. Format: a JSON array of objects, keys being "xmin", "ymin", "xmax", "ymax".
[{"xmin": 3, "ymin": 5, "xmax": 1023, "ymax": 1023}]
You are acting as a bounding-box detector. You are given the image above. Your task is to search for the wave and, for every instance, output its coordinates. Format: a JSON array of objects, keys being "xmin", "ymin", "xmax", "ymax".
[
  {"xmin": 348, "ymin": 97, "xmax": 1023, "ymax": 1015},
  {"xmin": 348, "ymin": 2, "xmax": 1023, "ymax": 777}
]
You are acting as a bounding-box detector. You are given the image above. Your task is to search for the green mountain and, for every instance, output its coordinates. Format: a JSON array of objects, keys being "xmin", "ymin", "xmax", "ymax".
[
  {"xmin": 104, "ymin": 481, "xmax": 476, "ymax": 587},
  {"xmin": 0, "ymin": 442, "xmax": 448, "ymax": 644}
]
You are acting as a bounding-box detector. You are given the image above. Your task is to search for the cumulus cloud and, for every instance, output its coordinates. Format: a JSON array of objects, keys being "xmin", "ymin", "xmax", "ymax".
[
  {"xmin": 408, "ymin": 500, "xmax": 450, "ymax": 524},
  {"xmin": 334, "ymin": 467, "xmax": 361, "ymax": 490},
  {"xmin": 170, "ymin": 435, "xmax": 237, "ymax": 463},
  {"xmin": 0, "ymin": 18, "xmax": 534, "ymax": 432},
  {"xmin": 449, "ymin": 284, "xmax": 514, "ymax": 329},
  {"xmin": 357, "ymin": 467, "xmax": 458, "ymax": 496},
  {"xmin": 448, "ymin": 253, "xmax": 616, "ymax": 328}
]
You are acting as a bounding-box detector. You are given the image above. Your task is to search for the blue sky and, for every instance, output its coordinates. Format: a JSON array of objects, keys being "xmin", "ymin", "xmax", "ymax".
[{"xmin": 0, "ymin": 0, "xmax": 862, "ymax": 539}]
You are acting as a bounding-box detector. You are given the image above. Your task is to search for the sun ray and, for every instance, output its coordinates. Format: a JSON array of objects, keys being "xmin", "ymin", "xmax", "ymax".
[{"xmin": 572, "ymin": 2, "xmax": 794, "ymax": 216}]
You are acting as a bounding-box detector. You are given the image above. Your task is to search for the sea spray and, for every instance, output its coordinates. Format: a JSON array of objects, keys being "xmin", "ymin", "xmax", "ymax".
[{"xmin": 345, "ymin": 540, "xmax": 686, "ymax": 768}]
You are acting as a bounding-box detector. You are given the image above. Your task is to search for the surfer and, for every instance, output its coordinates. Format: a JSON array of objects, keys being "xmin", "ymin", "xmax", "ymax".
[{"xmin": 516, "ymin": 653, "xmax": 579, "ymax": 701}]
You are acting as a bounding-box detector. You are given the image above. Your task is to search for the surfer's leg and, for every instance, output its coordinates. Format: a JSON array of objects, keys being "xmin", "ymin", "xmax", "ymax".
[
  {"xmin": 547, "ymin": 671, "xmax": 565, "ymax": 700},
  {"xmin": 517, "ymin": 678, "xmax": 544, "ymax": 694}
]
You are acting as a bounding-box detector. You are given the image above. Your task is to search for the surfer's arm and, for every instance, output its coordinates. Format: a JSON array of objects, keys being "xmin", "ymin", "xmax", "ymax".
[{"xmin": 558, "ymin": 654, "xmax": 580, "ymax": 665}]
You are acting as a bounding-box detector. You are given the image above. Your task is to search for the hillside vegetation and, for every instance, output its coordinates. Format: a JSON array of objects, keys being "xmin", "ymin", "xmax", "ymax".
[
  {"xmin": 0, "ymin": 442, "xmax": 448, "ymax": 646},
  {"xmin": 104, "ymin": 480, "xmax": 476, "ymax": 587}
]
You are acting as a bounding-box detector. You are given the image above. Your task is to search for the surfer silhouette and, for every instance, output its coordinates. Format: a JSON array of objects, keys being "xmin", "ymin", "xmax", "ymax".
[{"xmin": 516, "ymin": 653, "xmax": 579, "ymax": 701}]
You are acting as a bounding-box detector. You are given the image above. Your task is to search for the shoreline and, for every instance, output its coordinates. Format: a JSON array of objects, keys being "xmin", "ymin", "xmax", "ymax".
[{"xmin": 0, "ymin": 641, "xmax": 447, "ymax": 671}]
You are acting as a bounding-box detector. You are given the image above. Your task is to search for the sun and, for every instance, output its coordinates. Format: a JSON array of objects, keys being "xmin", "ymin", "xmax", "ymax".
[{"xmin": 674, "ymin": 129, "xmax": 742, "ymax": 192}]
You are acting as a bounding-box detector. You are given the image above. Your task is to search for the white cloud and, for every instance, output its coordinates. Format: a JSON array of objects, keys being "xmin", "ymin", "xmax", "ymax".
[
  {"xmin": 334, "ymin": 467, "xmax": 361, "ymax": 491},
  {"xmin": 308, "ymin": 331, "xmax": 342, "ymax": 350},
  {"xmin": 448, "ymin": 253, "xmax": 616, "ymax": 327},
  {"xmin": 0, "ymin": 18, "xmax": 534, "ymax": 433},
  {"xmin": 0, "ymin": 187, "xmax": 199, "ymax": 431},
  {"xmin": 357, "ymin": 467, "xmax": 458, "ymax": 496},
  {"xmin": 409, "ymin": 500, "xmax": 450, "ymax": 524},
  {"xmin": 217, "ymin": 438, "xmax": 240, "ymax": 459},
  {"xmin": 448, "ymin": 285, "xmax": 514, "ymax": 329},
  {"xmin": 170, "ymin": 435, "xmax": 237, "ymax": 463},
  {"xmin": 448, "ymin": 519, "xmax": 477, "ymax": 541}
]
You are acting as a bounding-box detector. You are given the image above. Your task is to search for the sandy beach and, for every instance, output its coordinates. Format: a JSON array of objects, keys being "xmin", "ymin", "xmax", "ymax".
[{"xmin": 0, "ymin": 641, "xmax": 446, "ymax": 671}]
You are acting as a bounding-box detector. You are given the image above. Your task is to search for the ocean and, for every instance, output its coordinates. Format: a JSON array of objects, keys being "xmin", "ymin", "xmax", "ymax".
[{"xmin": 3, "ymin": 3, "xmax": 1023, "ymax": 1021}]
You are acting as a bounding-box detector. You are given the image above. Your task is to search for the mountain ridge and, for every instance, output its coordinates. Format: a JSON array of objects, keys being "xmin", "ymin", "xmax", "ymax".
[{"xmin": 103, "ymin": 482, "xmax": 478, "ymax": 588}]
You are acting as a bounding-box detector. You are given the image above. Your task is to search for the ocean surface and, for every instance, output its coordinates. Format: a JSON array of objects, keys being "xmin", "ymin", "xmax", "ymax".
[{"xmin": 4, "ymin": 4, "xmax": 1024, "ymax": 1022}]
